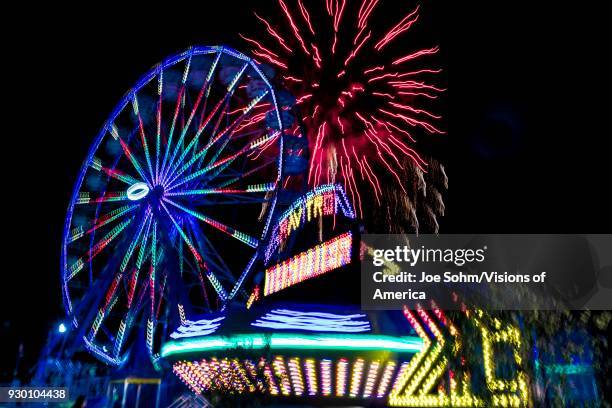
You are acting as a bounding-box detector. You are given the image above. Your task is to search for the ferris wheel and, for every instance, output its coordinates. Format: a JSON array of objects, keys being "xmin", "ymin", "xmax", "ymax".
[{"xmin": 61, "ymin": 46, "xmax": 286, "ymax": 365}]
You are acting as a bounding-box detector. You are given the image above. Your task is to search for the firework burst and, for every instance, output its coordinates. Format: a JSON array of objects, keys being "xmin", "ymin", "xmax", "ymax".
[{"xmin": 243, "ymin": 0, "xmax": 446, "ymax": 231}]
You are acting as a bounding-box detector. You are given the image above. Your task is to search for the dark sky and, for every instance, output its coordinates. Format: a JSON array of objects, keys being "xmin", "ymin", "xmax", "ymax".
[{"xmin": 2, "ymin": 1, "xmax": 608, "ymax": 381}]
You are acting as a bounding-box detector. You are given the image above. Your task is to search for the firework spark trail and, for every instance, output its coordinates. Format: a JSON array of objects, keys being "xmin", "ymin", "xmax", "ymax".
[
  {"xmin": 243, "ymin": 0, "xmax": 445, "ymax": 225},
  {"xmin": 279, "ymin": 0, "xmax": 311, "ymax": 56},
  {"xmin": 326, "ymin": 0, "xmax": 347, "ymax": 53},
  {"xmin": 254, "ymin": 12, "xmax": 293, "ymax": 53},
  {"xmin": 393, "ymin": 46, "xmax": 440, "ymax": 65},
  {"xmin": 298, "ymin": 0, "xmax": 315, "ymax": 35},
  {"xmin": 374, "ymin": 5, "xmax": 419, "ymax": 50},
  {"xmin": 357, "ymin": 0, "xmax": 379, "ymax": 29}
]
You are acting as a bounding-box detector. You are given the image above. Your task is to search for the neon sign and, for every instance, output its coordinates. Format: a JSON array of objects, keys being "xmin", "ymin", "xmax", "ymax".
[
  {"xmin": 279, "ymin": 190, "xmax": 335, "ymax": 240},
  {"xmin": 265, "ymin": 184, "xmax": 355, "ymax": 263},
  {"xmin": 264, "ymin": 232, "xmax": 353, "ymax": 296}
]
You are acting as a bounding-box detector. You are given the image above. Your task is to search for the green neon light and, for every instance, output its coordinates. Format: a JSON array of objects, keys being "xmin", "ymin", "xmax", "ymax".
[
  {"xmin": 543, "ymin": 363, "xmax": 593, "ymax": 375},
  {"xmin": 161, "ymin": 333, "xmax": 423, "ymax": 358}
]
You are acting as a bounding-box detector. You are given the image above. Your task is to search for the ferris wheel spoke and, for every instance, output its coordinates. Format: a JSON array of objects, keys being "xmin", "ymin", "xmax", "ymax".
[
  {"xmin": 160, "ymin": 201, "xmax": 228, "ymax": 300},
  {"xmin": 167, "ymin": 152, "xmax": 237, "ymax": 192},
  {"xmin": 120, "ymin": 209, "xmax": 153, "ymax": 272},
  {"xmin": 208, "ymin": 89, "xmax": 271, "ymax": 152},
  {"xmin": 200, "ymin": 90, "xmax": 271, "ymax": 162},
  {"xmin": 76, "ymin": 191, "xmax": 131, "ymax": 204},
  {"xmin": 86, "ymin": 217, "xmax": 134, "ymax": 261},
  {"xmin": 229, "ymin": 127, "xmax": 269, "ymax": 141},
  {"xmin": 163, "ymin": 64, "xmax": 264, "ymax": 187},
  {"xmin": 216, "ymin": 158, "xmax": 278, "ymax": 189},
  {"xmin": 155, "ymin": 272, "xmax": 168, "ymax": 320},
  {"xmin": 196, "ymin": 193, "xmax": 275, "ymax": 205},
  {"xmin": 162, "ymin": 95, "xmax": 231, "ymax": 188},
  {"xmin": 164, "ymin": 183, "xmax": 276, "ymax": 198},
  {"xmin": 125, "ymin": 220, "xmax": 157, "ymax": 311},
  {"xmin": 160, "ymin": 201, "xmax": 204, "ymax": 266},
  {"xmin": 133, "ymin": 96, "xmax": 155, "ymax": 182},
  {"xmin": 90, "ymin": 157, "xmax": 140, "ymax": 185},
  {"xmin": 228, "ymin": 252, "xmax": 259, "ymax": 300},
  {"xmin": 160, "ymin": 61, "xmax": 236, "ymax": 185},
  {"xmin": 113, "ymin": 317, "xmax": 129, "ymax": 357},
  {"xmin": 149, "ymin": 220, "xmax": 158, "ymax": 321},
  {"xmin": 233, "ymin": 106, "xmax": 274, "ymax": 134},
  {"xmin": 163, "ymin": 197, "xmax": 259, "ymax": 248},
  {"xmin": 183, "ymin": 94, "xmax": 230, "ymax": 175},
  {"xmin": 69, "ymin": 204, "xmax": 139, "ymax": 243},
  {"xmin": 183, "ymin": 62, "xmax": 250, "ymax": 161},
  {"xmin": 109, "ymin": 124, "xmax": 151, "ymax": 185},
  {"xmin": 196, "ymin": 51, "xmax": 223, "ymax": 121},
  {"xmin": 126, "ymin": 266, "xmax": 140, "ymax": 310},
  {"xmin": 196, "ymin": 124, "xmax": 234, "ymax": 181},
  {"xmin": 67, "ymin": 217, "xmax": 134, "ymax": 282},
  {"xmin": 157, "ymin": 52, "xmax": 195, "ymax": 181},
  {"xmin": 207, "ymin": 127, "xmax": 280, "ymax": 173},
  {"xmin": 161, "ymin": 52, "xmax": 223, "ymax": 184},
  {"xmin": 88, "ymin": 272, "xmax": 124, "ymax": 340},
  {"xmin": 155, "ymin": 71, "xmax": 164, "ymax": 184},
  {"xmin": 161, "ymin": 83, "xmax": 210, "ymax": 184},
  {"xmin": 167, "ymin": 130, "xmax": 280, "ymax": 191},
  {"xmin": 170, "ymin": 196, "xmax": 273, "ymax": 210},
  {"xmin": 146, "ymin": 222, "xmax": 161, "ymax": 353},
  {"xmin": 248, "ymin": 130, "xmax": 281, "ymax": 161},
  {"xmin": 160, "ymin": 84, "xmax": 186, "ymax": 185},
  {"xmin": 116, "ymin": 276, "xmax": 150, "ymax": 356},
  {"xmin": 135, "ymin": 215, "xmax": 154, "ymax": 270},
  {"xmin": 187, "ymin": 220, "xmax": 236, "ymax": 284},
  {"xmin": 183, "ymin": 190, "xmax": 275, "ymax": 206}
]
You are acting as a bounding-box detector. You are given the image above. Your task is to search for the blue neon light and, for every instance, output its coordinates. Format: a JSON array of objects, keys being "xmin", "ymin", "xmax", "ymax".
[
  {"xmin": 170, "ymin": 316, "xmax": 225, "ymax": 339},
  {"xmin": 252, "ymin": 309, "xmax": 371, "ymax": 333}
]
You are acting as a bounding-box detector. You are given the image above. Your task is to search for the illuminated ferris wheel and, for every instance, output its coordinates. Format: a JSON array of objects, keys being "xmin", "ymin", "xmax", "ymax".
[{"xmin": 61, "ymin": 46, "xmax": 287, "ymax": 364}]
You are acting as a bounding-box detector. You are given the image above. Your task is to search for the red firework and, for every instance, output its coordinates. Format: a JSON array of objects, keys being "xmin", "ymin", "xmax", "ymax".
[{"xmin": 243, "ymin": 0, "xmax": 445, "ymax": 218}]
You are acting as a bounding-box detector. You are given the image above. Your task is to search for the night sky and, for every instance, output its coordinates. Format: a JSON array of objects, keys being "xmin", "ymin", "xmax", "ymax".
[{"xmin": 2, "ymin": 1, "xmax": 608, "ymax": 382}]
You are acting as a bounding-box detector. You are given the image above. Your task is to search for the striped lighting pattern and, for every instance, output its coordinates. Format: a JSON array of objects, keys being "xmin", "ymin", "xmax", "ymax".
[
  {"xmin": 263, "ymin": 232, "xmax": 353, "ymax": 296},
  {"xmin": 173, "ymin": 357, "xmax": 406, "ymax": 400}
]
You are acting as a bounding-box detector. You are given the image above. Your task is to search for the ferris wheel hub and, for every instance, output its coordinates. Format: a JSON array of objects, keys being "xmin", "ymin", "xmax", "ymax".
[
  {"xmin": 126, "ymin": 182, "xmax": 150, "ymax": 201},
  {"xmin": 150, "ymin": 185, "xmax": 165, "ymax": 201}
]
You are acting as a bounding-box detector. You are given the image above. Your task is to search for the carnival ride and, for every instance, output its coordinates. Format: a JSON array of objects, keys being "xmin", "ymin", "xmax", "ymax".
[{"xmin": 61, "ymin": 46, "xmax": 291, "ymax": 366}]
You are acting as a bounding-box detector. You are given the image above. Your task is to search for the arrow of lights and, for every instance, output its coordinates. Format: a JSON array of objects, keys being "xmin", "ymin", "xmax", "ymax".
[{"xmin": 388, "ymin": 303, "xmax": 528, "ymax": 407}]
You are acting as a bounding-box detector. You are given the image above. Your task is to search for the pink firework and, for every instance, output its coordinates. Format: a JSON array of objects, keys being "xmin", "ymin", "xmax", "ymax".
[{"xmin": 243, "ymin": 0, "xmax": 445, "ymax": 220}]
